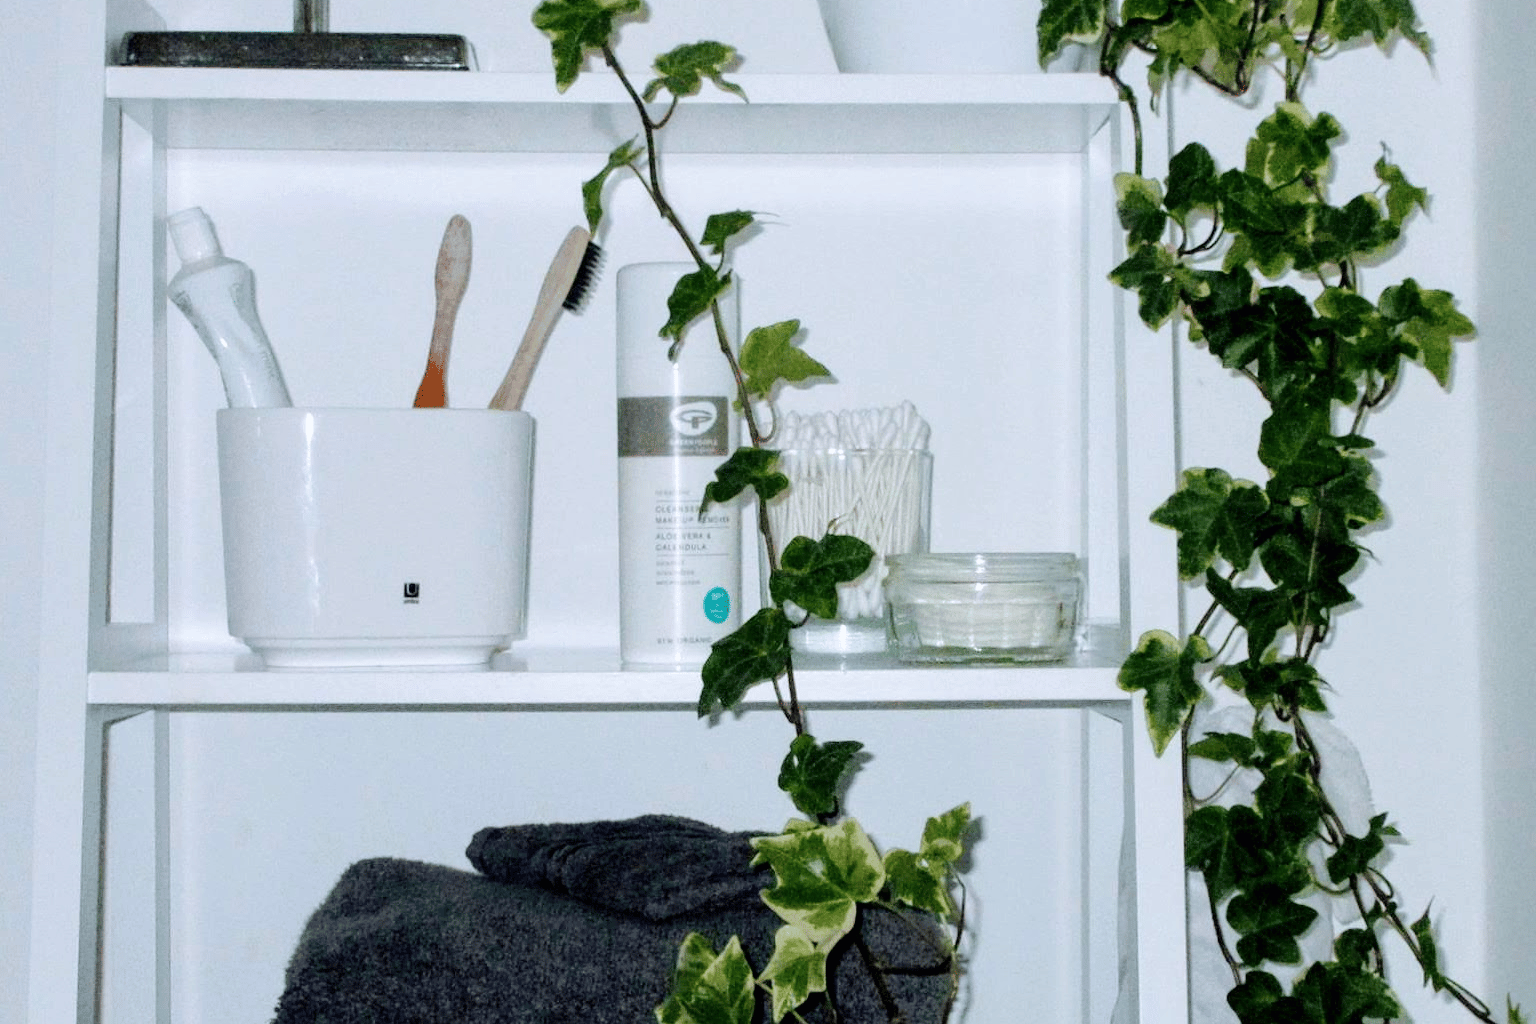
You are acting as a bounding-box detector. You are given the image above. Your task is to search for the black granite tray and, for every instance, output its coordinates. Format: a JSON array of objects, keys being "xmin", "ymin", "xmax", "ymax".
[{"xmin": 120, "ymin": 32, "xmax": 474, "ymax": 71}]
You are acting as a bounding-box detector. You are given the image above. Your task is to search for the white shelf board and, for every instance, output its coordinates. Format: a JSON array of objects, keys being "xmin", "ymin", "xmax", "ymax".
[
  {"xmin": 107, "ymin": 69, "xmax": 1117, "ymax": 153},
  {"xmin": 86, "ymin": 645, "xmax": 1131, "ymax": 708}
]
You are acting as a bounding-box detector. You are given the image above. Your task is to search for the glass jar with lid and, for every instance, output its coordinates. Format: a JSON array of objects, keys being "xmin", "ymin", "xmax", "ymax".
[{"xmin": 883, "ymin": 553, "xmax": 1082, "ymax": 664}]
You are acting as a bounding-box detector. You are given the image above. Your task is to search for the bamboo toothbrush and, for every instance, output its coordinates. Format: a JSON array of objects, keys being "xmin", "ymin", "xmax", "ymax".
[
  {"xmin": 412, "ymin": 213, "xmax": 472, "ymax": 408},
  {"xmin": 488, "ymin": 226, "xmax": 603, "ymax": 411}
]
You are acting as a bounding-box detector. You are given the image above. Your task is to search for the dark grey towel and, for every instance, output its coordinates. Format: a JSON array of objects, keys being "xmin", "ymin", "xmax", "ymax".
[
  {"xmin": 465, "ymin": 814, "xmax": 769, "ymax": 921},
  {"xmin": 271, "ymin": 819, "xmax": 954, "ymax": 1024}
]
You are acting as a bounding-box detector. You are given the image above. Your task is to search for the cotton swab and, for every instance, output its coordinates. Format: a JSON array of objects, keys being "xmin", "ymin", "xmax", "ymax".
[{"xmin": 768, "ymin": 403, "xmax": 931, "ymax": 622}]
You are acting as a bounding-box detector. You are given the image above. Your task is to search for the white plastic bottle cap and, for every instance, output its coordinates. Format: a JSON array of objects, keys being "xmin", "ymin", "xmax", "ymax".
[{"xmin": 167, "ymin": 207, "xmax": 223, "ymax": 265}]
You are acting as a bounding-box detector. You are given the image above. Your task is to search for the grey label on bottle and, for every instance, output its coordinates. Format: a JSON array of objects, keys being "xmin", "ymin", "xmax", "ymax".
[{"xmin": 618, "ymin": 396, "xmax": 729, "ymax": 458}]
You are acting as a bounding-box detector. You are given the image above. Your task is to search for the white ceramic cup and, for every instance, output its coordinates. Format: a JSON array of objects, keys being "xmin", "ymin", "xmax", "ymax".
[
  {"xmin": 815, "ymin": 0, "xmax": 1036, "ymax": 73},
  {"xmin": 217, "ymin": 408, "xmax": 535, "ymax": 669}
]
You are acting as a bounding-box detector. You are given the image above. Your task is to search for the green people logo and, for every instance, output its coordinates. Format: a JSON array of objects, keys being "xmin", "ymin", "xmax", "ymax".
[{"xmin": 670, "ymin": 401, "xmax": 718, "ymax": 437}]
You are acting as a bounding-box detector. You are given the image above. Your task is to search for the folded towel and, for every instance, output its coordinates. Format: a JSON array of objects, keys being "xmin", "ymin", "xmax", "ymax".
[
  {"xmin": 465, "ymin": 814, "xmax": 769, "ymax": 921},
  {"xmin": 272, "ymin": 819, "xmax": 952, "ymax": 1024}
]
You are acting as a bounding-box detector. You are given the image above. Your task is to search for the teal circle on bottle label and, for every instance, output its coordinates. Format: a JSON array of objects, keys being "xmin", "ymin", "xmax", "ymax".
[{"xmin": 703, "ymin": 587, "xmax": 731, "ymax": 624}]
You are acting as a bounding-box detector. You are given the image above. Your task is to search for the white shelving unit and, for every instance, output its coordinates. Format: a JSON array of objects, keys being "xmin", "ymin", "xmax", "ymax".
[{"xmin": 32, "ymin": 2, "xmax": 1186, "ymax": 1022}]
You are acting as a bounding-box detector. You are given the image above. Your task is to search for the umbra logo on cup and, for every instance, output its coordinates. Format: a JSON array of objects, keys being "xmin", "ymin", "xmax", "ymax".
[{"xmin": 403, "ymin": 582, "xmax": 421, "ymax": 604}]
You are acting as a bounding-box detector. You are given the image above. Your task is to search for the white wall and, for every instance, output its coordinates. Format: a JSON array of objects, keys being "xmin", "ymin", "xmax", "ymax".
[
  {"xmin": 1474, "ymin": 0, "xmax": 1536, "ymax": 1005},
  {"xmin": 0, "ymin": 6, "xmax": 60, "ymax": 1022}
]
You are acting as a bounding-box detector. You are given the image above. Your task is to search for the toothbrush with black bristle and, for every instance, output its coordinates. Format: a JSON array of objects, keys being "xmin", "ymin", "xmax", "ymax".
[{"xmin": 488, "ymin": 226, "xmax": 605, "ymax": 411}]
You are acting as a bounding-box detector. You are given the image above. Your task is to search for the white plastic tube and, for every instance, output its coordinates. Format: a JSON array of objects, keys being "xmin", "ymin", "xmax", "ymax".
[
  {"xmin": 616, "ymin": 263, "xmax": 741, "ymax": 667},
  {"xmin": 167, "ymin": 207, "xmax": 292, "ymax": 408}
]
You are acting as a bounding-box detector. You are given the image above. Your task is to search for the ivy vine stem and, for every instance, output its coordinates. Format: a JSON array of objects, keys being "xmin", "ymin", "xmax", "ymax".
[{"xmin": 598, "ymin": 40, "xmax": 808, "ymax": 733}]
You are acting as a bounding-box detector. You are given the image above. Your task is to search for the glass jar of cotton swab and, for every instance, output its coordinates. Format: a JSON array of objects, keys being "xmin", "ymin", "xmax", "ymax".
[{"xmin": 763, "ymin": 403, "xmax": 932, "ymax": 658}]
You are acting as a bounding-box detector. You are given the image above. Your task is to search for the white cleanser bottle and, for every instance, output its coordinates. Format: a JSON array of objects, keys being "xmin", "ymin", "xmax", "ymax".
[
  {"xmin": 616, "ymin": 263, "xmax": 742, "ymax": 667},
  {"xmin": 167, "ymin": 207, "xmax": 292, "ymax": 408}
]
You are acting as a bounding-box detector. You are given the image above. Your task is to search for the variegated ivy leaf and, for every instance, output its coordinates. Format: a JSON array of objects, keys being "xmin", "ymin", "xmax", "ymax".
[
  {"xmin": 883, "ymin": 849, "xmax": 951, "ymax": 917},
  {"xmin": 657, "ymin": 932, "xmax": 729, "ymax": 1024},
  {"xmin": 1114, "ymin": 172, "xmax": 1167, "ymax": 246},
  {"xmin": 920, "ymin": 802, "xmax": 972, "ymax": 865},
  {"xmin": 1150, "ymin": 467, "xmax": 1268, "ymax": 578},
  {"xmin": 758, "ymin": 925, "xmax": 827, "ymax": 1021},
  {"xmin": 739, "ymin": 320, "xmax": 831, "ymax": 399},
  {"xmin": 751, "ymin": 818, "xmax": 885, "ymax": 946},
  {"xmin": 531, "ymin": 0, "xmax": 644, "ymax": 92},
  {"xmin": 1119, "ymin": 630, "xmax": 1212, "ymax": 755},
  {"xmin": 581, "ymin": 137, "xmax": 643, "ymax": 235},
  {"xmin": 654, "ymin": 934, "xmax": 756, "ymax": 1024},
  {"xmin": 1036, "ymin": 0, "xmax": 1104, "ymax": 66},
  {"xmin": 1327, "ymin": 0, "xmax": 1431, "ymax": 54},
  {"xmin": 644, "ymin": 41, "xmax": 745, "ymax": 103},
  {"xmin": 883, "ymin": 802, "xmax": 973, "ymax": 918},
  {"xmin": 1244, "ymin": 103, "xmax": 1340, "ymax": 191},
  {"xmin": 1378, "ymin": 278, "xmax": 1475, "ymax": 388}
]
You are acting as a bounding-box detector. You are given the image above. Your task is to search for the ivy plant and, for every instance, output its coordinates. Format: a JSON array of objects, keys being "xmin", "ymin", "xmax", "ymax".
[
  {"xmin": 532, "ymin": 3, "xmax": 970, "ymax": 1022},
  {"xmin": 1039, "ymin": 0, "xmax": 1524, "ymax": 1021}
]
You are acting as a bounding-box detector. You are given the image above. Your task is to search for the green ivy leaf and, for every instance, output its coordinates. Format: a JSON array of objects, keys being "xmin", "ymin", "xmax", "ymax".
[
  {"xmin": 1411, "ymin": 906, "xmax": 1446, "ymax": 991},
  {"xmin": 699, "ymin": 608, "xmax": 791, "ymax": 716},
  {"xmin": 1226, "ymin": 970, "xmax": 1287, "ymax": 1023},
  {"xmin": 739, "ymin": 320, "xmax": 831, "ymax": 399},
  {"xmin": 752, "ymin": 818, "xmax": 885, "ymax": 946},
  {"xmin": 532, "ymin": 0, "xmax": 643, "ymax": 92},
  {"xmin": 1036, "ymin": 0, "xmax": 1105, "ymax": 65},
  {"xmin": 1119, "ymin": 630, "xmax": 1213, "ymax": 755},
  {"xmin": 644, "ymin": 41, "xmax": 746, "ymax": 103},
  {"xmin": 1216, "ymin": 653, "xmax": 1330, "ymax": 716},
  {"xmin": 758, "ymin": 925, "xmax": 827, "ymax": 1021},
  {"xmin": 654, "ymin": 933, "xmax": 756, "ymax": 1024},
  {"xmin": 1164, "ymin": 142, "xmax": 1220, "ymax": 217},
  {"xmin": 700, "ymin": 210, "xmax": 758, "ymax": 256},
  {"xmin": 702, "ymin": 447, "xmax": 789, "ymax": 512},
  {"xmin": 1186, "ymin": 804, "xmax": 1265, "ymax": 902},
  {"xmin": 1293, "ymin": 958, "xmax": 1403, "ymax": 1023},
  {"xmin": 1188, "ymin": 731, "xmax": 1257, "ymax": 765},
  {"xmin": 661, "ymin": 266, "xmax": 732, "ymax": 344},
  {"xmin": 770, "ymin": 533, "xmax": 875, "ymax": 621},
  {"xmin": 1326, "ymin": 812, "xmax": 1393, "ymax": 883},
  {"xmin": 1151, "ymin": 468, "xmax": 1269, "ymax": 577},
  {"xmin": 1255, "ymin": 763, "xmax": 1322, "ymax": 847},
  {"xmin": 1375, "ymin": 155, "xmax": 1428, "ymax": 227},
  {"xmin": 580, "ymin": 137, "xmax": 643, "ymax": 235},
  {"xmin": 1204, "ymin": 572, "xmax": 1293, "ymax": 660},
  {"xmin": 777, "ymin": 734, "xmax": 864, "ymax": 819},
  {"xmin": 1227, "ymin": 887, "xmax": 1320, "ymax": 965}
]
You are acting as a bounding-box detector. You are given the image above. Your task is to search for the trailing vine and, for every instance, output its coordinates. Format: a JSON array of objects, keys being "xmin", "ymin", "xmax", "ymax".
[
  {"xmin": 1038, "ymin": 0, "xmax": 1523, "ymax": 1021},
  {"xmin": 533, "ymin": 3, "xmax": 970, "ymax": 1021}
]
